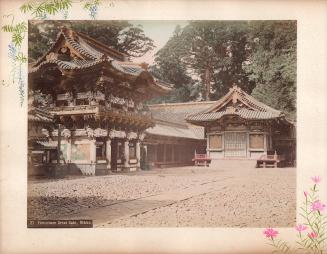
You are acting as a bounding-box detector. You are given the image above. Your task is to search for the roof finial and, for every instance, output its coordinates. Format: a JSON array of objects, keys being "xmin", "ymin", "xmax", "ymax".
[
  {"xmin": 60, "ymin": 26, "xmax": 68, "ymax": 32},
  {"xmin": 140, "ymin": 62, "xmax": 149, "ymax": 70}
]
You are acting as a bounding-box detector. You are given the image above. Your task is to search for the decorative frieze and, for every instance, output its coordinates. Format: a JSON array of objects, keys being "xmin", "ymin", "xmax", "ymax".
[
  {"xmin": 76, "ymin": 91, "xmax": 92, "ymax": 99},
  {"xmin": 41, "ymin": 128, "xmax": 50, "ymax": 137},
  {"xmin": 136, "ymin": 103, "xmax": 144, "ymax": 111},
  {"xmin": 57, "ymin": 93, "xmax": 72, "ymax": 101},
  {"xmin": 109, "ymin": 129, "xmax": 126, "ymax": 139},
  {"xmin": 86, "ymin": 127, "xmax": 95, "ymax": 138},
  {"xmin": 51, "ymin": 128, "xmax": 71, "ymax": 138},
  {"xmin": 62, "ymin": 129, "xmax": 71, "ymax": 138},
  {"xmin": 138, "ymin": 133, "xmax": 145, "ymax": 141},
  {"xmin": 74, "ymin": 129, "xmax": 87, "ymax": 136},
  {"xmin": 94, "ymin": 128, "xmax": 108, "ymax": 137},
  {"xmin": 127, "ymin": 132, "xmax": 138, "ymax": 140},
  {"xmin": 108, "ymin": 94, "xmax": 126, "ymax": 105},
  {"xmin": 127, "ymin": 99, "xmax": 134, "ymax": 108}
]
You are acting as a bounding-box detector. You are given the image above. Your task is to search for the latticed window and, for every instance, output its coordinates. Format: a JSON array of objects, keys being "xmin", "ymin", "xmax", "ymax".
[
  {"xmin": 209, "ymin": 134, "xmax": 222, "ymax": 149},
  {"xmin": 249, "ymin": 134, "xmax": 264, "ymax": 149}
]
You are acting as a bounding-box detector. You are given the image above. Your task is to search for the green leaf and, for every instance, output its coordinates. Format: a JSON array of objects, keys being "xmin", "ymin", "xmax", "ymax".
[
  {"xmin": 1, "ymin": 24, "xmax": 14, "ymax": 32},
  {"xmin": 20, "ymin": 2, "xmax": 34, "ymax": 13},
  {"xmin": 12, "ymin": 33, "xmax": 23, "ymax": 47}
]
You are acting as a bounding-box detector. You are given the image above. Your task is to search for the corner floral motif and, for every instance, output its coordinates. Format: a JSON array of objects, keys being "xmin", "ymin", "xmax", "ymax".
[
  {"xmin": 264, "ymin": 176, "xmax": 327, "ymax": 254},
  {"xmin": 1, "ymin": 0, "xmax": 115, "ymax": 106}
]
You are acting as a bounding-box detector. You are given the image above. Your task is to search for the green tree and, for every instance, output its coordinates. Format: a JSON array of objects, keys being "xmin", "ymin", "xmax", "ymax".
[
  {"xmin": 148, "ymin": 25, "xmax": 195, "ymax": 103},
  {"xmin": 151, "ymin": 21, "xmax": 296, "ymax": 119},
  {"xmin": 244, "ymin": 21, "xmax": 296, "ymax": 120},
  {"xmin": 151, "ymin": 21, "xmax": 256, "ymax": 102},
  {"xmin": 28, "ymin": 20, "xmax": 155, "ymax": 61}
]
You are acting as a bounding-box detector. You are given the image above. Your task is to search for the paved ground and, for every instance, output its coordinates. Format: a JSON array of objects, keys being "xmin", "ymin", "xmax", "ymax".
[{"xmin": 28, "ymin": 160, "xmax": 296, "ymax": 227}]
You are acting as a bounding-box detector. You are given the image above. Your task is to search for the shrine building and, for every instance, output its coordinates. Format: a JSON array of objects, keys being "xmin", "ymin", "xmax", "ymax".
[
  {"xmin": 185, "ymin": 85, "xmax": 296, "ymax": 163},
  {"xmin": 28, "ymin": 26, "xmax": 172, "ymax": 175}
]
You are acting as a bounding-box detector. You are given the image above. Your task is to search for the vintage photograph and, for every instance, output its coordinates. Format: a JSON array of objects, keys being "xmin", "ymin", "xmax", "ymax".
[{"xmin": 27, "ymin": 20, "xmax": 296, "ymax": 228}]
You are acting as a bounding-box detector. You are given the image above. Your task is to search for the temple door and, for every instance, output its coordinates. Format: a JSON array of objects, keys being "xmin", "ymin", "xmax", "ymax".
[{"xmin": 224, "ymin": 132, "xmax": 247, "ymax": 157}]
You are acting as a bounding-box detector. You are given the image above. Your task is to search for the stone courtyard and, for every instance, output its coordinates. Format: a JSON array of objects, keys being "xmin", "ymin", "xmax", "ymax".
[{"xmin": 27, "ymin": 160, "xmax": 296, "ymax": 227}]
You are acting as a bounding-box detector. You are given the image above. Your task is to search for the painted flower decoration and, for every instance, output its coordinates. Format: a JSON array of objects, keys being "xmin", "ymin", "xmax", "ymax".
[
  {"xmin": 308, "ymin": 231, "xmax": 318, "ymax": 239},
  {"xmin": 311, "ymin": 200, "xmax": 326, "ymax": 212},
  {"xmin": 263, "ymin": 228, "xmax": 279, "ymax": 239},
  {"xmin": 295, "ymin": 224, "xmax": 308, "ymax": 232},
  {"xmin": 304, "ymin": 191, "xmax": 308, "ymax": 198},
  {"xmin": 311, "ymin": 176, "xmax": 321, "ymax": 184}
]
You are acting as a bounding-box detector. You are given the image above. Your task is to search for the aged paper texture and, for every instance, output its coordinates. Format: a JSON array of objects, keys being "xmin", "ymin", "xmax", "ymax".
[{"xmin": 1, "ymin": 0, "xmax": 327, "ymax": 253}]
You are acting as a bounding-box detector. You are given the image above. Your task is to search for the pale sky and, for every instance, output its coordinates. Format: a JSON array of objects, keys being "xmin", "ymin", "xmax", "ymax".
[{"xmin": 129, "ymin": 21, "xmax": 189, "ymax": 65}]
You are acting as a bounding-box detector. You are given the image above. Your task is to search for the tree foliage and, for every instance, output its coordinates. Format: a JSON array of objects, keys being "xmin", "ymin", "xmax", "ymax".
[
  {"xmin": 244, "ymin": 21, "xmax": 296, "ymax": 120},
  {"xmin": 28, "ymin": 20, "xmax": 155, "ymax": 61},
  {"xmin": 152, "ymin": 21, "xmax": 296, "ymax": 120}
]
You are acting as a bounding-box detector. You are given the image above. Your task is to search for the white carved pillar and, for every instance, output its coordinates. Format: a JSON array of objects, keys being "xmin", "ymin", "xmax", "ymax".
[
  {"xmin": 124, "ymin": 139, "xmax": 130, "ymax": 169},
  {"xmin": 163, "ymin": 144, "xmax": 167, "ymax": 163},
  {"xmin": 136, "ymin": 140, "xmax": 141, "ymax": 168},
  {"xmin": 106, "ymin": 138, "xmax": 111, "ymax": 170},
  {"xmin": 67, "ymin": 138, "xmax": 72, "ymax": 163},
  {"xmin": 264, "ymin": 133, "xmax": 267, "ymax": 154},
  {"xmin": 206, "ymin": 134, "xmax": 210, "ymax": 157},
  {"xmin": 246, "ymin": 132, "xmax": 250, "ymax": 158},
  {"xmin": 90, "ymin": 139, "xmax": 96, "ymax": 163}
]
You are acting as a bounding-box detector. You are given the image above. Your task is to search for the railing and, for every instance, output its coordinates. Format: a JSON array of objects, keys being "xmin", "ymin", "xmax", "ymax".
[{"xmin": 49, "ymin": 104, "xmax": 152, "ymax": 119}]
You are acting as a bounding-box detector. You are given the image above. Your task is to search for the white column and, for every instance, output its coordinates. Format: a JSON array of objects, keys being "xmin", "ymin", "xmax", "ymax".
[
  {"xmin": 124, "ymin": 139, "xmax": 130, "ymax": 169},
  {"xmin": 206, "ymin": 134, "xmax": 210, "ymax": 157},
  {"xmin": 67, "ymin": 138, "xmax": 72, "ymax": 163},
  {"xmin": 264, "ymin": 133, "xmax": 267, "ymax": 154},
  {"xmin": 163, "ymin": 144, "xmax": 167, "ymax": 163},
  {"xmin": 246, "ymin": 132, "xmax": 250, "ymax": 158},
  {"xmin": 106, "ymin": 138, "xmax": 111, "ymax": 170},
  {"xmin": 136, "ymin": 140, "xmax": 141, "ymax": 168},
  {"xmin": 90, "ymin": 139, "xmax": 96, "ymax": 163}
]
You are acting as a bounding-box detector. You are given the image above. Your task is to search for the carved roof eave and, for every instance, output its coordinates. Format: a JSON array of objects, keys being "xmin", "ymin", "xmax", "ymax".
[
  {"xmin": 29, "ymin": 58, "xmax": 173, "ymax": 95},
  {"xmin": 186, "ymin": 113, "xmax": 285, "ymax": 127},
  {"xmin": 32, "ymin": 27, "xmax": 128, "ymax": 68},
  {"xmin": 204, "ymin": 86, "xmax": 281, "ymax": 114}
]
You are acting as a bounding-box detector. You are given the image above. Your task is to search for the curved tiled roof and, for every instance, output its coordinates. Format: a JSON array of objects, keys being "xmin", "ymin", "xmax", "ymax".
[
  {"xmin": 29, "ymin": 27, "xmax": 173, "ymax": 94},
  {"xmin": 186, "ymin": 86, "xmax": 283, "ymax": 124},
  {"xmin": 187, "ymin": 108, "xmax": 282, "ymax": 122},
  {"xmin": 149, "ymin": 101, "xmax": 215, "ymax": 126},
  {"xmin": 28, "ymin": 108, "xmax": 54, "ymax": 123}
]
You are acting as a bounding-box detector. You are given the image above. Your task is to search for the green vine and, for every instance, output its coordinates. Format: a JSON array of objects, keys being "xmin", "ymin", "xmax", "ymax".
[
  {"xmin": 1, "ymin": 15, "xmax": 27, "ymax": 49},
  {"xmin": 20, "ymin": 0, "xmax": 72, "ymax": 19}
]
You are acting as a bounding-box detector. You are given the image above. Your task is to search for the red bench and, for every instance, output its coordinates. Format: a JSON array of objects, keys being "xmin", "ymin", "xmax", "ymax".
[
  {"xmin": 256, "ymin": 151, "xmax": 285, "ymax": 168},
  {"xmin": 192, "ymin": 152, "xmax": 211, "ymax": 167}
]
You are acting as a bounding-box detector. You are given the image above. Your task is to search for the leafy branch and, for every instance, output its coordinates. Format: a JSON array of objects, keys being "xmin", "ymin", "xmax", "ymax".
[
  {"xmin": 1, "ymin": 16, "xmax": 27, "ymax": 48},
  {"xmin": 20, "ymin": 0, "xmax": 72, "ymax": 19}
]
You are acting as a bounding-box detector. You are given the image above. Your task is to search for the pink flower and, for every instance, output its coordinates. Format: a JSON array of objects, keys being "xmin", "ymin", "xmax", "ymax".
[
  {"xmin": 295, "ymin": 224, "xmax": 308, "ymax": 232},
  {"xmin": 263, "ymin": 228, "xmax": 279, "ymax": 238},
  {"xmin": 308, "ymin": 231, "xmax": 318, "ymax": 239},
  {"xmin": 311, "ymin": 200, "xmax": 326, "ymax": 212},
  {"xmin": 304, "ymin": 191, "xmax": 308, "ymax": 198},
  {"xmin": 311, "ymin": 176, "xmax": 321, "ymax": 184}
]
